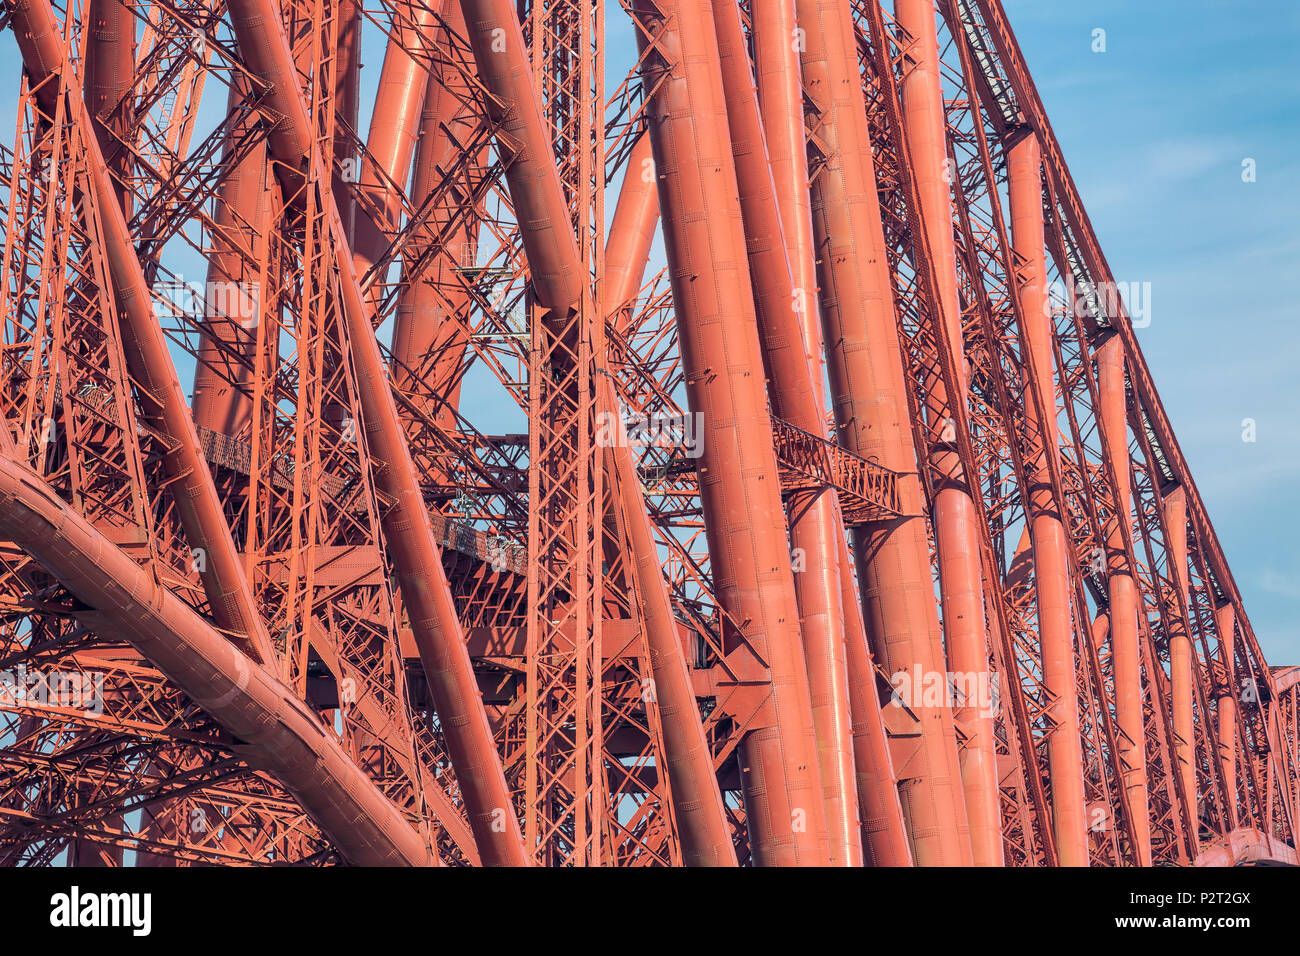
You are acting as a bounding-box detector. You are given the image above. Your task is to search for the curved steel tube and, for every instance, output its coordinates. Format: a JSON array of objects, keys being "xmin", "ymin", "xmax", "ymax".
[{"xmin": 0, "ymin": 454, "xmax": 433, "ymax": 866}]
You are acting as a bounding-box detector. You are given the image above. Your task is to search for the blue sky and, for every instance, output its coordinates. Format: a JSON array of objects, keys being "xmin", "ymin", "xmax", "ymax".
[
  {"xmin": 0, "ymin": 1, "xmax": 1295, "ymax": 661},
  {"xmin": 1002, "ymin": 0, "xmax": 1300, "ymax": 662}
]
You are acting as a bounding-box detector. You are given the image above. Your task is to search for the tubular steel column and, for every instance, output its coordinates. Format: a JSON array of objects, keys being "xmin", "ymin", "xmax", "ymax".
[
  {"xmin": 838, "ymin": 532, "xmax": 914, "ymax": 865},
  {"xmin": 221, "ymin": 0, "xmax": 529, "ymax": 865},
  {"xmin": 795, "ymin": 0, "xmax": 970, "ymax": 865},
  {"xmin": 1164, "ymin": 484, "xmax": 1198, "ymax": 836},
  {"xmin": 193, "ymin": 79, "xmax": 273, "ymax": 436},
  {"xmin": 393, "ymin": 4, "xmax": 480, "ymax": 417},
  {"xmin": 351, "ymin": 0, "xmax": 442, "ymax": 285},
  {"xmin": 1005, "ymin": 128, "xmax": 1088, "ymax": 864},
  {"xmin": 605, "ymin": 427, "xmax": 737, "ymax": 865},
  {"xmin": 1217, "ymin": 602, "xmax": 1239, "ymax": 829},
  {"xmin": 711, "ymin": 0, "xmax": 859, "ymax": 866},
  {"xmin": 896, "ymin": 0, "xmax": 999, "ymax": 865},
  {"xmin": 753, "ymin": 0, "xmax": 830, "ymax": 415},
  {"xmin": 333, "ymin": 0, "xmax": 362, "ymax": 243},
  {"xmin": 752, "ymin": 0, "xmax": 910, "ymax": 864},
  {"xmin": 602, "ymin": 149, "xmax": 734, "ymax": 864},
  {"xmin": 633, "ymin": 0, "xmax": 831, "ymax": 865},
  {"xmin": 1096, "ymin": 331, "xmax": 1150, "ymax": 862},
  {"xmin": 84, "ymin": 0, "xmax": 134, "ymax": 203},
  {"xmin": 604, "ymin": 134, "xmax": 658, "ymax": 317}
]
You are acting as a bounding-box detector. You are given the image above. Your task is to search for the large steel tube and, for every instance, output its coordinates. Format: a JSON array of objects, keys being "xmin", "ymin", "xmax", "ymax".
[
  {"xmin": 192, "ymin": 79, "xmax": 272, "ymax": 436},
  {"xmin": 1108, "ymin": 573, "xmax": 1147, "ymax": 858},
  {"xmin": 795, "ymin": 0, "xmax": 970, "ymax": 865},
  {"xmin": 393, "ymin": 7, "xmax": 480, "ymax": 418},
  {"xmin": 896, "ymin": 0, "xmax": 963, "ymax": 382},
  {"xmin": 1096, "ymin": 331, "xmax": 1149, "ymax": 862},
  {"xmin": 1005, "ymin": 128, "xmax": 1088, "ymax": 864},
  {"xmin": 1216, "ymin": 602, "xmax": 1238, "ymax": 829},
  {"xmin": 711, "ymin": 0, "xmax": 859, "ymax": 865},
  {"xmin": 896, "ymin": 0, "xmax": 999, "ymax": 865},
  {"xmin": 752, "ymin": 0, "xmax": 910, "ymax": 864},
  {"xmin": 752, "ymin": 0, "xmax": 825, "ymax": 399},
  {"xmin": 351, "ymin": 0, "xmax": 442, "ymax": 280},
  {"xmin": 1164, "ymin": 484, "xmax": 1198, "ymax": 834},
  {"xmin": 838, "ymin": 533, "xmax": 913, "ymax": 865},
  {"xmin": 220, "ymin": 0, "xmax": 528, "ymax": 865},
  {"xmin": 604, "ymin": 133, "xmax": 659, "ymax": 318},
  {"xmin": 0, "ymin": 454, "xmax": 433, "ymax": 866},
  {"xmin": 456, "ymin": 0, "xmax": 585, "ymax": 318},
  {"xmin": 83, "ymin": 0, "xmax": 134, "ymax": 204},
  {"xmin": 602, "ymin": 156, "xmax": 733, "ymax": 865},
  {"xmin": 332, "ymin": 0, "xmax": 363, "ymax": 244},
  {"xmin": 604, "ymin": 429, "xmax": 737, "ymax": 866},
  {"xmin": 632, "ymin": 0, "xmax": 831, "ymax": 865},
  {"xmin": 11, "ymin": 0, "xmax": 275, "ymax": 668}
]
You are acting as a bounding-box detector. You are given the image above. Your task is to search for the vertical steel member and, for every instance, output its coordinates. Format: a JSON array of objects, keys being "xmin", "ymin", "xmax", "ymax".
[
  {"xmin": 193, "ymin": 79, "xmax": 273, "ymax": 436},
  {"xmin": 84, "ymin": 0, "xmax": 134, "ymax": 206},
  {"xmin": 711, "ymin": 0, "xmax": 860, "ymax": 865},
  {"xmin": 456, "ymin": 0, "xmax": 586, "ymax": 315},
  {"xmin": 795, "ymin": 0, "xmax": 971, "ymax": 865},
  {"xmin": 11, "ymin": 0, "xmax": 275, "ymax": 668},
  {"xmin": 1216, "ymin": 602, "xmax": 1238, "ymax": 829},
  {"xmin": 1096, "ymin": 331, "xmax": 1150, "ymax": 862},
  {"xmin": 393, "ymin": 2, "xmax": 480, "ymax": 419},
  {"xmin": 1164, "ymin": 484, "xmax": 1198, "ymax": 836},
  {"xmin": 604, "ymin": 134, "xmax": 658, "ymax": 321},
  {"xmin": 631, "ymin": 0, "xmax": 831, "ymax": 865},
  {"xmin": 458, "ymin": 0, "xmax": 738, "ymax": 862},
  {"xmin": 752, "ymin": 0, "xmax": 830, "ymax": 412},
  {"xmin": 332, "ymin": 0, "xmax": 362, "ymax": 244},
  {"xmin": 753, "ymin": 0, "xmax": 910, "ymax": 864},
  {"xmin": 351, "ymin": 0, "xmax": 443, "ymax": 284},
  {"xmin": 221, "ymin": 0, "xmax": 529, "ymax": 865},
  {"xmin": 1005, "ymin": 127, "xmax": 1089, "ymax": 864},
  {"xmin": 604, "ymin": 428, "xmax": 738, "ymax": 865},
  {"xmin": 601, "ymin": 132, "xmax": 735, "ymax": 867},
  {"xmin": 896, "ymin": 0, "xmax": 1000, "ymax": 865},
  {"xmin": 838, "ymin": 533, "xmax": 914, "ymax": 865}
]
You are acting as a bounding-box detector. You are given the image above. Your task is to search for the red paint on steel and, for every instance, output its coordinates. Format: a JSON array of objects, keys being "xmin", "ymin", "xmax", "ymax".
[
  {"xmin": 222, "ymin": 0, "xmax": 529, "ymax": 865},
  {"xmin": 896, "ymin": 0, "xmax": 999, "ymax": 865},
  {"xmin": 633, "ymin": 0, "xmax": 832, "ymax": 865},
  {"xmin": 796, "ymin": 0, "xmax": 971, "ymax": 865},
  {"xmin": 1006, "ymin": 128, "xmax": 1088, "ymax": 865},
  {"xmin": 711, "ymin": 0, "xmax": 859, "ymax": 865}
]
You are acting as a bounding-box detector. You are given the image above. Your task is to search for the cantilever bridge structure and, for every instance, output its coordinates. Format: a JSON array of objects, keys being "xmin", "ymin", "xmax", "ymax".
[{"xmin": 0, "ymin": 0, "xmax": 1294, "ymax": 868}]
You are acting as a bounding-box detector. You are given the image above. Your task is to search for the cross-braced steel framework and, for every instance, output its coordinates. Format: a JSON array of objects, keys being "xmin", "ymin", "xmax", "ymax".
[{"xmin": 0, "ymin": 0, "xmax": 1293, "ymax": 866}]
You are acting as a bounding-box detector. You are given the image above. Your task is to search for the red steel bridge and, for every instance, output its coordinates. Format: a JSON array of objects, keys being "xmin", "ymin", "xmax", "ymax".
[{"xmin": 0, "ymin": 0, "xmax": 1293, "ymax": 866}]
